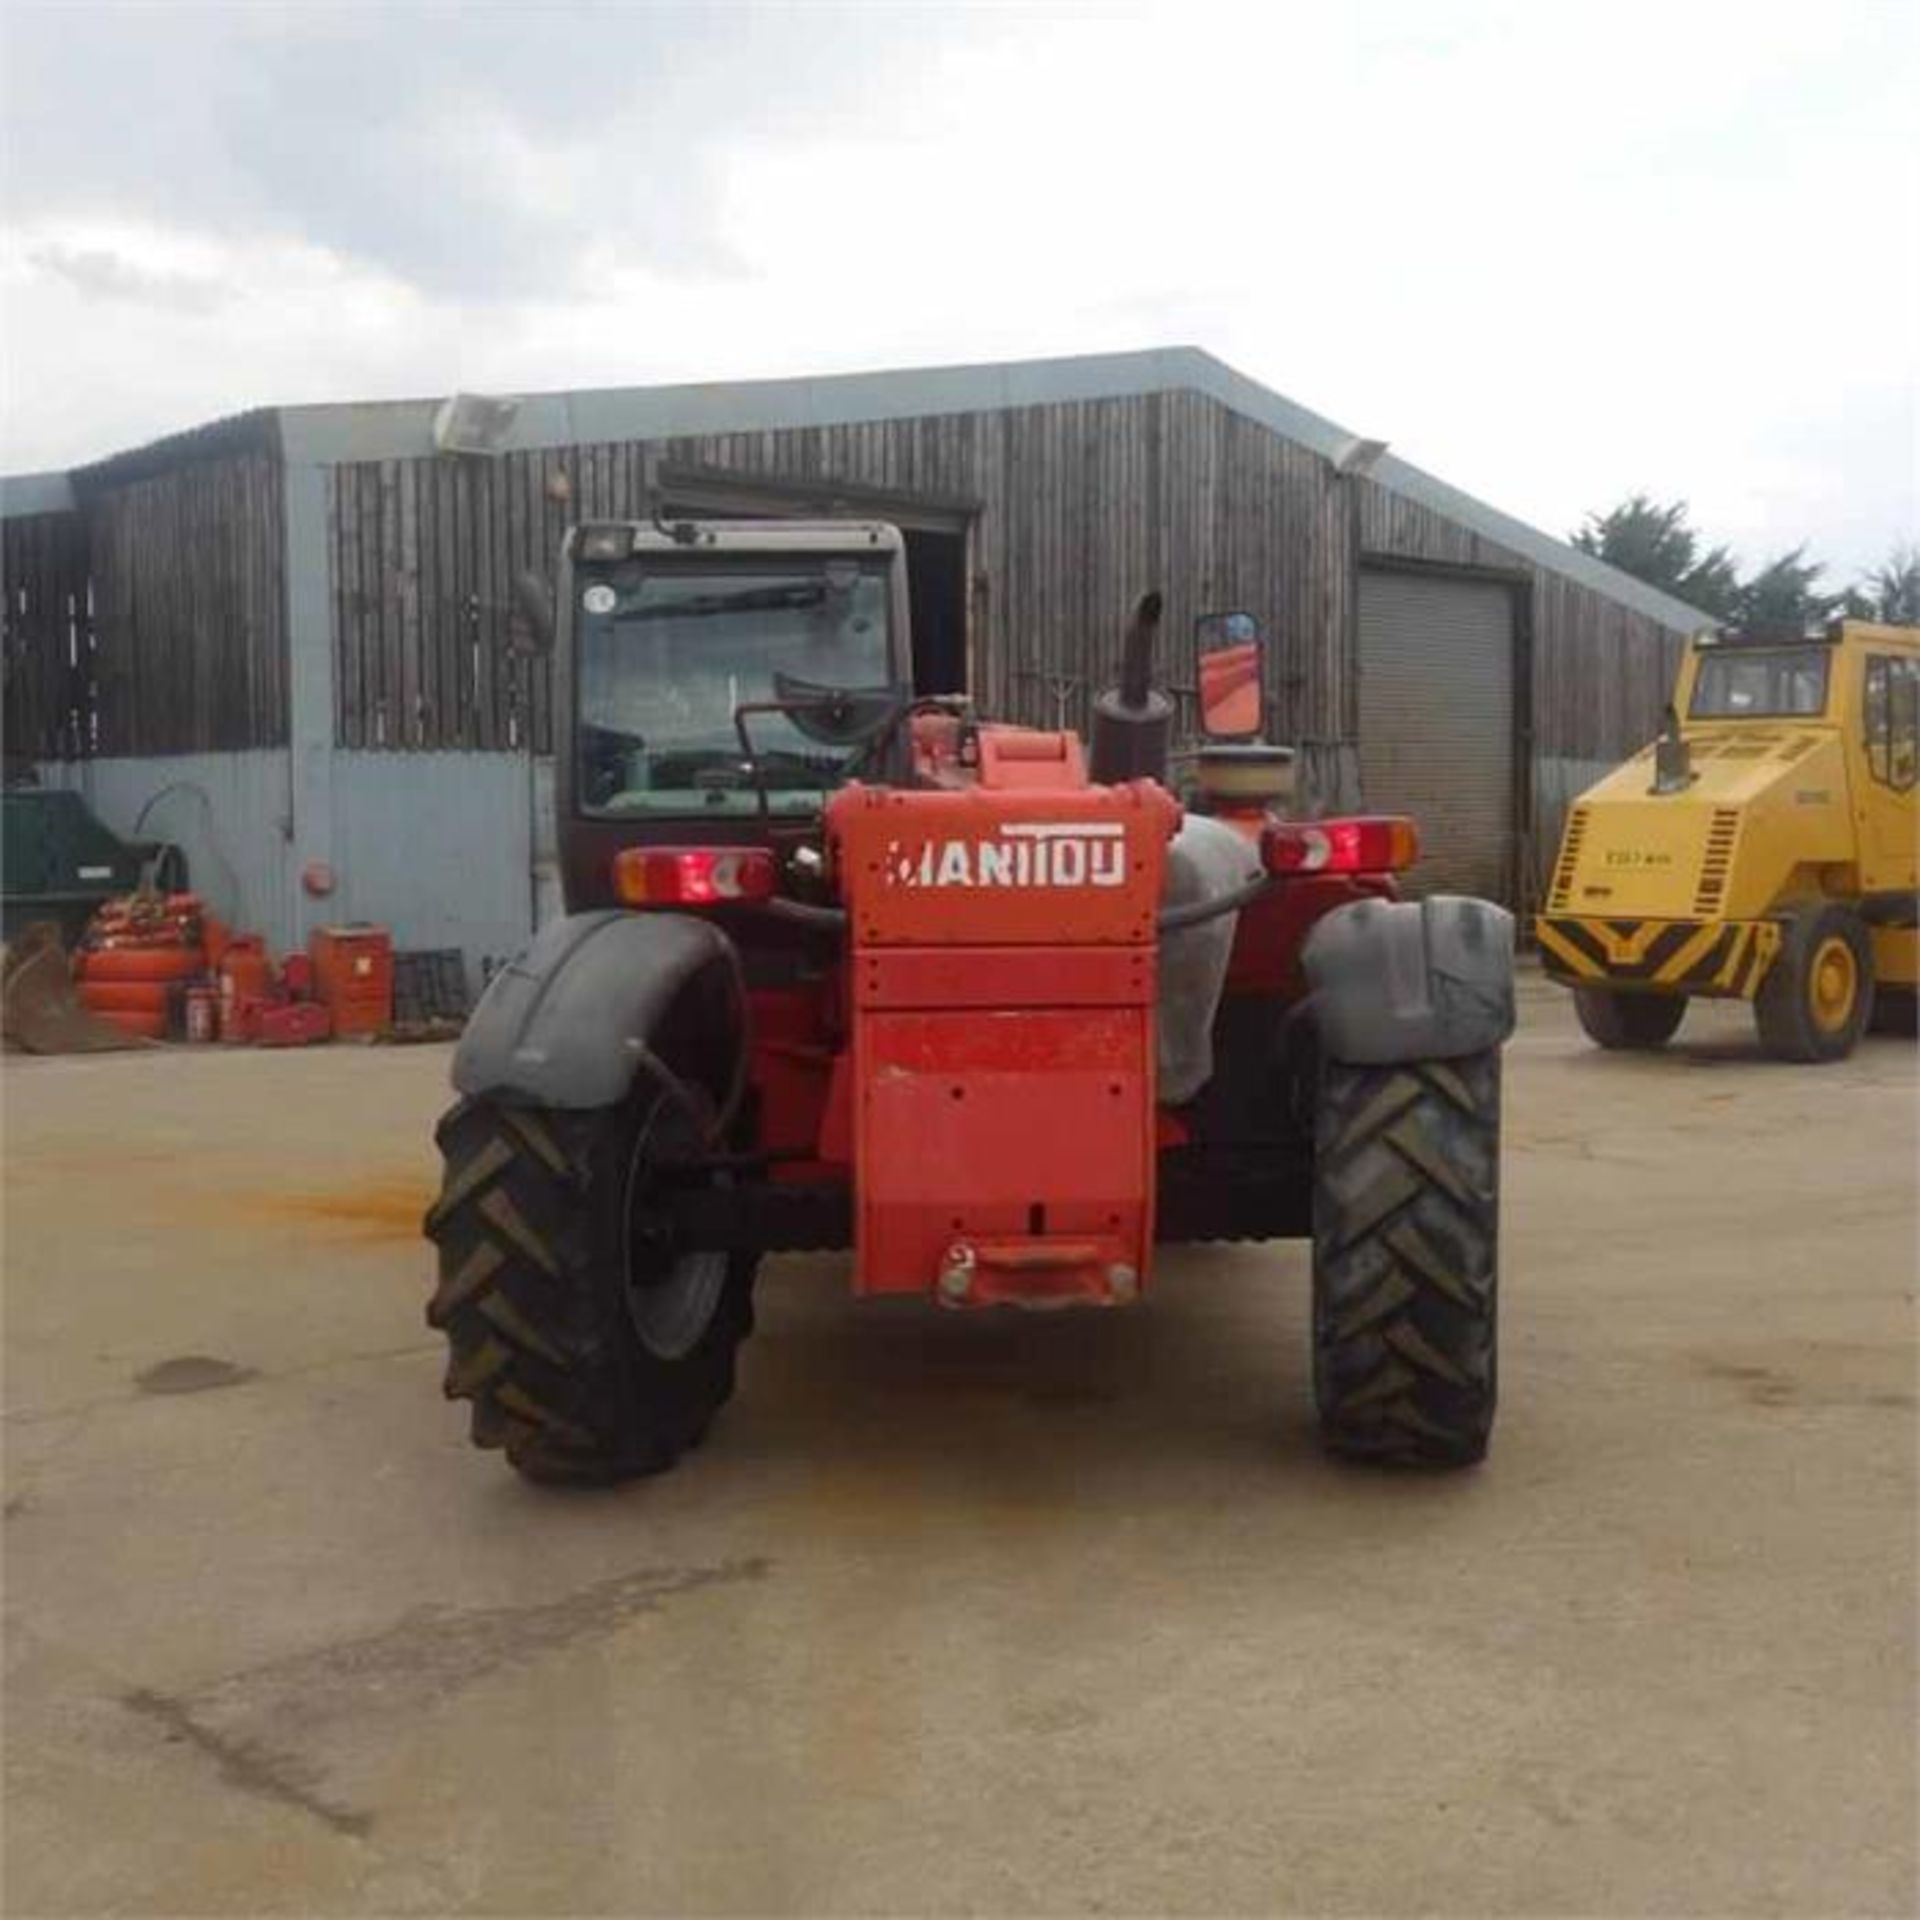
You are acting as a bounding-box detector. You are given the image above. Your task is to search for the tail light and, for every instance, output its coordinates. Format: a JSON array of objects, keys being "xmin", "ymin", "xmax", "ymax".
[
  {"xmin": 613, "ymin": 847, "xmax": 779, "ymax": 906},
  {"xmin": 1263, "ymin": 816, "xmax": 1419, "ymax": 875}
]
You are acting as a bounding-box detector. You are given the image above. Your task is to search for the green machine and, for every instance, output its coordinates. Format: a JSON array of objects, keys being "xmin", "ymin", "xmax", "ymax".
[{"xmin": 1, "ymin": 786, "xmax": 186, "ymax": 946}]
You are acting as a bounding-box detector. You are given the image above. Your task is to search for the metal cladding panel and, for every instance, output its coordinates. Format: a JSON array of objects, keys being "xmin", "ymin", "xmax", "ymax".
[
  {"xmin": 330, "ymin": 751, "xmax": 541, "ymax": 977},
  {"xmin": 1357, "ymin": 571, "xmax": 1515, "ymax": 903}
]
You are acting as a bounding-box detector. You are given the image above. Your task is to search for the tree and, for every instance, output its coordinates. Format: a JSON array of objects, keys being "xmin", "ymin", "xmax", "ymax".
[
  {"xmin": 1733, "ymin": 547, "xmax": 1832, "ymax": 635},
  {"xmin": 1571, "ymin": 495, "xmax": 1740, "ymax": 618},
  {"xmin": 1848, "ymin": 544, "xmax": 1920, "ymax": 625}
]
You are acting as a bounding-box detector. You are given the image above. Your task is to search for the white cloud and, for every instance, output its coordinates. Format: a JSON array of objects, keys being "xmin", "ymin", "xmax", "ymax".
[{"xmin": 2, "ymin": 0, "xmax": 1913, "ymax": 578}]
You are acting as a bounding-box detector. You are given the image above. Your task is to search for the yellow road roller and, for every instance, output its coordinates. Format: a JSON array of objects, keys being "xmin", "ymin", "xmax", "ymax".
[{"xmin": 1538, "ymin": 619, "xmax": 1917, "ymax": 1061}]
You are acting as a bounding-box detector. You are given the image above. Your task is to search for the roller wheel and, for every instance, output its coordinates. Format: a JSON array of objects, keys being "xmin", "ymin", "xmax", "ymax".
[
  {"xmin": 1311, "ymin": 1052, "xmax": 1500, "ymax": 1468},
  {"xmin": 424, "ymin": 1092, "xmax": 756, "ymax": 1484},
  {"xmin": 1573, "ymin": 986, "xmax": 1687, "ymax": 1050},
  {"xmin": 1754, "ymin": 906, "xmax": 1872, "ymax": 1062}
]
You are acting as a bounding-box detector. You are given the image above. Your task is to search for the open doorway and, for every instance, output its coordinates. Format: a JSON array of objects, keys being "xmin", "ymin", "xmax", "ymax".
[
  {"xmin": 903, "ymin": 527, "xmax": 968, "ymax": 696},
  {"xmin": 654, "ymin": 465, "xmax": 972, "ymax": 700}
]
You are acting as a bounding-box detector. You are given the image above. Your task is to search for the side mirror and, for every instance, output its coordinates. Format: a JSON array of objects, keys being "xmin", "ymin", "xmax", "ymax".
[
  {"xmin": 1195, "ymin": 611, "xmax": 1264, "ymax": 739},
  {"xmin": 507, "ymin": 569, "xmax": 556, "ymax": 656}
]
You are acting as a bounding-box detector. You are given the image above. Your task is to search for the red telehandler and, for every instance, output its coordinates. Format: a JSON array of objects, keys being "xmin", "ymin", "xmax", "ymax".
[{"xmin": 426, "ymin": 519, "xmax": 1514, "ymax": 1481}]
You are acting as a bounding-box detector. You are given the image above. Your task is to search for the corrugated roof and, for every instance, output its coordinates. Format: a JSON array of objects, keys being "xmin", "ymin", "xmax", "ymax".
[{"xmin": 2, "ymin": 348, "xmax": 1711, "ymax": 631}]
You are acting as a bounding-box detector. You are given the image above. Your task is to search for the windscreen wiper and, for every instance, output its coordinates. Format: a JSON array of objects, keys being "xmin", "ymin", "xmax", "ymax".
[{"xmin": 611, "ymin": 584, "xmax": 827, "ymax": 621}]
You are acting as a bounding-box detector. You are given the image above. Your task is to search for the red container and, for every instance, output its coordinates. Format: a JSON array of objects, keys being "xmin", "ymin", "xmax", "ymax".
[
  {"xmin": 255, "ymin": 1001, "xmax": 332, "ymax": 1047},
  {"xmin": 308, "ymin": 926, "xmax": 393, "ymax": 1036},
  {"xmin": 219, "ymin": 937, "xmax": 274, "ymax": 1041}
]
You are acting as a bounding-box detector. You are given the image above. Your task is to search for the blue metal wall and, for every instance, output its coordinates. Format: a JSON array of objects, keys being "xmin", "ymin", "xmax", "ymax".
[{"xmin": 38, "ymin": 750, "xmax": 548, "ymax": 991}]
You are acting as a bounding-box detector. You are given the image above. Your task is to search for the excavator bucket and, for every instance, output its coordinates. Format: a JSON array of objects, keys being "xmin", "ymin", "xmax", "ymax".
[{"xmin": 1, "ymin": 923, "xmax": 152, "ymax": 1054}]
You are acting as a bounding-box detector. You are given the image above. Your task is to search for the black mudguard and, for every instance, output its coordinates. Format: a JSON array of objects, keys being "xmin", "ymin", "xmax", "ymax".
[
  {"xmin": 452, "ymin": 911, "xmax": 746, "ymax": 1111},
  {"xmin": 1301, "ymin": 895, "xmax": 1516, "ymax": 1065}
]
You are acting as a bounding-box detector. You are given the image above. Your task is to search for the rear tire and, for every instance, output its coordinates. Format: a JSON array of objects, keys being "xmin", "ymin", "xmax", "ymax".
[
  {"xmin": 1754, "ymin": 906, "xmax": 1872, "ymax": 1062},
  {"xmin": 424, "ymin": 1093, "xmax": 755, "ymax": 1484},
  {"xmin": 1311, "ymin": 1052, "xmax": 1500, "ymax": 1468},
  {"xmin": 1573, "ymin": 986, "xmax": 1687, "ymax": 1050}
]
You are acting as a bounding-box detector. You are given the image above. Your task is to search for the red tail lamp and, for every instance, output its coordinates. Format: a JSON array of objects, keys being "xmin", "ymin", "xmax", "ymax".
[
  {"xmin": 1263, "ymin": 816, "xmax": 1419, "ymax": 876},
  {"xmin": 613, "ymin": 847, "xmax": 779, "ymax": 906}
]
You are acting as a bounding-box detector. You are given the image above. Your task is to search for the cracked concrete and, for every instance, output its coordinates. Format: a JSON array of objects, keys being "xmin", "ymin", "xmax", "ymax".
[{"xmin": 3, "ymin": 977, "xmax": 1914, "ymax": 1915}]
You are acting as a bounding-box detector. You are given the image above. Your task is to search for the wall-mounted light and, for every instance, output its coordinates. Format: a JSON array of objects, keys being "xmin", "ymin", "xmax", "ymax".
[
  {"xmin": 1332, "ymin": 435, "xmax": 1389, "ymax": 479},
  {"xmin": 432, "ymin": 392, "xmax": 520, "ymax": 457}
]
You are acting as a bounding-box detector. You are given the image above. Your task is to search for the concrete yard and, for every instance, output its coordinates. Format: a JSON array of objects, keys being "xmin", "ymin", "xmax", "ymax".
[{"xmin": 3, "ymin": 974, "xmax": 1914, "ymax": 1916}]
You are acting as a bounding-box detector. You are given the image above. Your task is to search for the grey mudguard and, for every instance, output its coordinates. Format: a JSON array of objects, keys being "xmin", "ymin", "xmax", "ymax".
[
  {"xmin": 1301, "ymin": 894, "xmax": 1516, "ymax": 1065},
  {"xmin": 452, "ymin": 911, "xmax": 742, "ymax": 1110}
]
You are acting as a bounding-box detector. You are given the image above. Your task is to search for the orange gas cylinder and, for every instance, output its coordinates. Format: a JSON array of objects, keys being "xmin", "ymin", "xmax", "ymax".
[{"xmin": 218, "ymin": 937, "xmax": 274, "ymax": 1041}]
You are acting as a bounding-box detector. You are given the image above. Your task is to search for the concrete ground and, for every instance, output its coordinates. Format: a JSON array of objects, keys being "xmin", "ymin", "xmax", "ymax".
[{"xmin": 3, "ymin": 974, "xmax": 1914, "ymax": 1917}]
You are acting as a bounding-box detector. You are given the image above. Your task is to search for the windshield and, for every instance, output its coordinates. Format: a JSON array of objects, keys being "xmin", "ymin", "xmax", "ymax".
[
  {"xmin": 1689, "ymin": 646, "xmax": 1830, "ymax": 719},
  {"xmin": 576, "ymin": 558, "xmax": 897, "ymax": 816}
]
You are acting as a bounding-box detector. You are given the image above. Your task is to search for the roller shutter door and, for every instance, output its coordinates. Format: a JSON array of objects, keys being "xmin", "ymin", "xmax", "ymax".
[{"xmin": 1358, "ymin": 571, "xmax": 1515, "ymax": 902}]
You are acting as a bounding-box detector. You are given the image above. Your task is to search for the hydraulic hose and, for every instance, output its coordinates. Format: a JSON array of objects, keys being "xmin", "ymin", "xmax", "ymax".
[{"xmin": 763, "ymin": 895, "xmax": 850, "ymax": 932}]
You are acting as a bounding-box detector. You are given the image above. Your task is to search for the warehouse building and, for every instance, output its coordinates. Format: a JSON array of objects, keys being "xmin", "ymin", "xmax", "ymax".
[{"xmin": 2, "ymin": 348, "xmax": 1706, "ymax": 979}]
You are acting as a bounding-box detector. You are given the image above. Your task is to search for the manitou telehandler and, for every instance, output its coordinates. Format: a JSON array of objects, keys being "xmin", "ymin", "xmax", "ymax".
[
  {"xmin": 1540, "ymin": 619, "xmax": 1918, "ymax": 1061},
  {"xmin": 425, "ymin": 518, "xmax": 1515, "ymax": 1483}
]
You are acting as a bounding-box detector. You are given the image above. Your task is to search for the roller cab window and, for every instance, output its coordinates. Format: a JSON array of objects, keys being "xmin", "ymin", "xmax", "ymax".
[
  {"xmin": 1863, "ymin": 655, "xmax": 1918, "ymax": 791},
  {"xmin": 1689, "ymin": 646, "xmax": 1831, "ymax": 720}
]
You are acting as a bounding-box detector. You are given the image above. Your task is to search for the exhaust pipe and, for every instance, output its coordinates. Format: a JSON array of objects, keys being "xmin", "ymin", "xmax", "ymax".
[{"xmin": 1090, "ymin": 591, "xmax": 1174, "ymax": 785}]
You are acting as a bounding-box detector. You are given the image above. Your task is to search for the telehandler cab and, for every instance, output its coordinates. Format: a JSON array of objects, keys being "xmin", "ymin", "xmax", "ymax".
[
  {"xmin": 1540, "ymin": 619, "xmax": 1918, "ymax": 1061},
  {"xmin": 425, "ymin": 518, "xmax": 1515, "ymax": 1482}
]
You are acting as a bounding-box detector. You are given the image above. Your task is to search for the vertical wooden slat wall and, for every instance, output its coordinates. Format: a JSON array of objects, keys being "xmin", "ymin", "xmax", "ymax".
[
  {"xmin": 323, "ymin": 382, "xmax": 1691, "ymax": 894},
  {"xmin": 2, "ymin": 510, "xmax": 95, "ymax": 760},
  {"xmin": 4, "ymin": 456, "xmax": 287, "ymax": 760},
  {"xmin": 326, "ymin": 390, "xmax": 1357, "ymax": 756}
]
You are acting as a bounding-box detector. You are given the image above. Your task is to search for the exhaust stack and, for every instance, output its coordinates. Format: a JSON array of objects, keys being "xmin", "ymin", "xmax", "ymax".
[{"xmin": 1089, "ymin": 591, "xmax": 1174, "ymax": 785}]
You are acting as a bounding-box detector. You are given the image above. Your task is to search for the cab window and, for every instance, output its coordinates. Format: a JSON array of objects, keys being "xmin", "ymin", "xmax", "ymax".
[
  {"xmin": 1863, "ymin": 655, "xmax": 1918, "ymax": 791},
  {"xmin": 1689, "ymin": 646, "xmax": 1830, "ymax": 718}
]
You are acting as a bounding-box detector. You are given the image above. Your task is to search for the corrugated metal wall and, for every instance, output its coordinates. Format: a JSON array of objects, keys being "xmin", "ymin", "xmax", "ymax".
[
  {"xmin": 36, "ymin": 751, "xmax": 295, "ymax": 939},
  {"xmin": 36, "ymin": 748, "xmax": 545, "ymax": 987}
]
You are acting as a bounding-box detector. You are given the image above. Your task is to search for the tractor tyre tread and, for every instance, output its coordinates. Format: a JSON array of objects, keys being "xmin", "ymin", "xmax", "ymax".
[
  {"xmin": 424, "ymin": 1095, "xmax": 754, "ymax": 1485},
  {"xmin": 1312, "ymin": 1051, "xmax": 1499, "ymax": 1469}
]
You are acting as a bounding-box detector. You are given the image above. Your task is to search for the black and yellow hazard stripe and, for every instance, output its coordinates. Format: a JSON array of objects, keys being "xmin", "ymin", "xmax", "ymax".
[{"xmin": 1536, "ymin": 917, "xmax": 1781, "ymax": 999}]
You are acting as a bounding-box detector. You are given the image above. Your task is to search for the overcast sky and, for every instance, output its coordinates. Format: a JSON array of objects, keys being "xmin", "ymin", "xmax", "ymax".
[{"xmin": 2, "ymin": 1, "xmax": 1914, "ymax": 582}]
